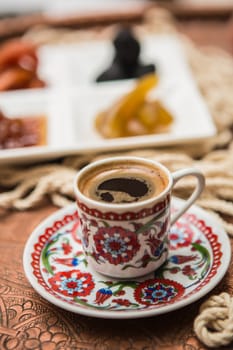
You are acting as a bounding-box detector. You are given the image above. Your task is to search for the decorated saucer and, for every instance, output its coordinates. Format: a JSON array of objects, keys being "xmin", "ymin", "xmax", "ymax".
[{"xmin": 23, "ymin": 197, "xmax": 231, "ymax": 319}]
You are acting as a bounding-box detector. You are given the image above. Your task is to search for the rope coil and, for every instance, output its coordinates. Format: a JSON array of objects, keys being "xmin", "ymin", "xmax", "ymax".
[{"xmin": 194, "ymin": 293, "xmax": 233, "ymax": 348}]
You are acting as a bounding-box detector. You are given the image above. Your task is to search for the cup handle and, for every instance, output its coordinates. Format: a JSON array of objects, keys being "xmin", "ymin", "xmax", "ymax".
[{"xmin": 170, "ymin": 168, "xmax": 205, "ymax": 226}]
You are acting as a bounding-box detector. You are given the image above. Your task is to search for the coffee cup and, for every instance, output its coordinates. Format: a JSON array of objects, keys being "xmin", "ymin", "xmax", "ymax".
[{"xmin": 74, "ymin": 156, "xmax": 205, "ymax": 278}]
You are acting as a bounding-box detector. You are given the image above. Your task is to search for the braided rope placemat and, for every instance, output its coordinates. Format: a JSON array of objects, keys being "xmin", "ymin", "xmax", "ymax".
[{"xmin": 0, "ymin": 8, "xmax": 233, "ymax": 348}]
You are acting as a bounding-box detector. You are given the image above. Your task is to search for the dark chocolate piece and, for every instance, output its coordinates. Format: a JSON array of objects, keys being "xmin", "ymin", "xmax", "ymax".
[{"xmin": 96, "ymin": 27, "xmax": 156, "ymax": 82}]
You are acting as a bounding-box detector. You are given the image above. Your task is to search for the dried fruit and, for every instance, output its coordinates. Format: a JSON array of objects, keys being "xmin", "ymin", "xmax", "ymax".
[{"xmin": 95, "ymin": 74, "xmax": 173, "ymax": 138}]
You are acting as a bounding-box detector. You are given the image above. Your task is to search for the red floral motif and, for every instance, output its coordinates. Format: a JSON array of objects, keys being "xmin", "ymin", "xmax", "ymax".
[
  {"xmin": 182, "ymin": 265, "xmax": 197, "ymax": 278},
  {"xmin": 169, "ymin": 267, "xmax": 180, "ymax": 274},
  {"xmin": 93, "ymin": 226, "xmax": 140, "ymax": 265},
  {"xmin": 169, "ymin": 221, "xmax": 194, "ymax": 250},
  {"xmin": 140, "ymin": 253, "xmax": 152, "ymax": 267},
  {"xmin": 146, "ymin": 234, "xmax": 164, "ymax": 257},
  {"xmin": 169, "ymin": 255, "xmax": 198, "ymax": 265},
  {"xmin": 95, "ymin": 288, "xmax": 112, "ymax": 305},
  {"xmin": 48, "ymin": 269, "xmax": 95, "ymax": 297},
  {"xmin": 61, "ymin": 241, "xmax": 72, "ymax": 255},
  {"xmin": 70, "ymin": 220, "xmax": 81, "ymax": 243},
  {"xmin": 112, "ymin": 299, "xmax": 131, "ymax": 307},
  {"xmin": 116, "ymin": 290, "xmax": 125, "ymax": 296},
  {"xmin": 134, "ymin": 279, "xmax": 185, "ymax": 306}
]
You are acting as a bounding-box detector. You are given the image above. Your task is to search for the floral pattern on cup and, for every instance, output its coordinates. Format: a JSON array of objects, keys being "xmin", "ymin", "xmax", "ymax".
[
  {"xmin": 93, "ymin": 226, "xmax": 140, "ymax": 265},
  {"xmin": 78, "ymin": 199, "xmax": 170, "ymax": 276}
]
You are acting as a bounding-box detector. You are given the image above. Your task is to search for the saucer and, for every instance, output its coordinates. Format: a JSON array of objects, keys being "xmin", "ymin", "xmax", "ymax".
[{"xmin": 23, "ymin": 197, "xmax": 231, "ymax": 319}]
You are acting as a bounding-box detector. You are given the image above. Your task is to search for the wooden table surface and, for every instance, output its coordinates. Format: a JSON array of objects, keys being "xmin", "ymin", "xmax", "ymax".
[{"xmin": 0, "ymin": 17, "xmax": 233, "ymax": 350}]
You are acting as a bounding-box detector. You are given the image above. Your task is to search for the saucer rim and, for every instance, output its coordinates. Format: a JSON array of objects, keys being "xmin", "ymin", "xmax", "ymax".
[{"xmin": 23, "ymin": 197, "xmax": 231, "ymax": 319}]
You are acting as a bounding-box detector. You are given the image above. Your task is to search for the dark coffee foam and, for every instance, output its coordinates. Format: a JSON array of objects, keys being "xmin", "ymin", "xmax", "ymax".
[{"xmin": 79, "ymin": 161, "xmax": 168, "ymax": 204}]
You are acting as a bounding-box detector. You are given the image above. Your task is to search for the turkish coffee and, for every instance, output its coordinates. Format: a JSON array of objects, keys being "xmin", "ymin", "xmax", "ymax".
[{"xmin": 79, "ymin": 160, "xmax": 168, "ymax": 204}]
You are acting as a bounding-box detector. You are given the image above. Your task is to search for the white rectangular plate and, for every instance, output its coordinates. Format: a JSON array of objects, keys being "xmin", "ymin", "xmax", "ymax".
[{"xmin": 0, "ymin": 35, "xmax": 216, "ymax": 165}]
